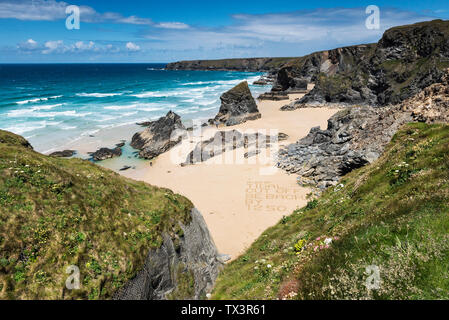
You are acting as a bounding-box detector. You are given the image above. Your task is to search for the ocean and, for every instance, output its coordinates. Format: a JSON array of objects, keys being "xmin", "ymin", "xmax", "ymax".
[{"xmin": 0, "ymin": 64, "xmax": 270, "ymax": 153}]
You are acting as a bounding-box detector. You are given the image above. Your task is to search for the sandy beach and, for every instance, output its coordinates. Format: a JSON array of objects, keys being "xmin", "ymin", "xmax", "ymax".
[{"xmin": 116, "ymin": 94, "xmax": 338, "ymax": 259}]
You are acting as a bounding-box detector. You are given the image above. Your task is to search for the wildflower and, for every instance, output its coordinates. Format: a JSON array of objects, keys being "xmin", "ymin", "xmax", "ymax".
[
  {"xmin": 267, "ymin": 264, "xmax": 272, "ymax": 269},
  {"xmin": 316, "ymin": 237, "xmax": 321, "ymax": 241},
  {"xmin": 314, "ymin": 246, "xmax": 318, "ymax": 252},
  {"xmin": 334, "ymin": 236, "xmax": 340, "ymax": 241},
  {"xmin": 325, "ymin": 244, "xmax": 330, "ymax": 249},
  {"xmin": 324, "ymin": 238, "xmax": 333, "ymax": 245},
  {"xmin": 254, "ymin": 266, "xmax": 259, "ymax": 270}
]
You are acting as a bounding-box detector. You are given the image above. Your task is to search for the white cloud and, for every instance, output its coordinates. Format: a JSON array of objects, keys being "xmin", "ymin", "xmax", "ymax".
[
  {"xmin": 155, "ymin": 22, "xmax": 190, "ymax": 29},
  {"xmin": 126, "ymin": 42, "xmax": 141, "ymax": 51},
  {"xmin": 118, "ymin": 15, "xmax": 153, "ymax": 25},
  {"xmin": 17, "ymin": 38, "xmax": 39, "ymax": 51},
  {"xmin": 140, "ymin": 7, "xmax": 436, "ymax": 59},
  {"xmin": 42, "ymin": 40, "xmax": 64, "ymax": 54},
  {"xmin": 74, "ymin": 41, "xmax": 95, "ymax": 51},
  {"xmin": 0, "ymin": 0, "xmax": 152, "ymax": 25}
]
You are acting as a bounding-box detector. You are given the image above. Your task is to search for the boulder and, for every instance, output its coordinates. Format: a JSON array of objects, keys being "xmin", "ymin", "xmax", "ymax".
[
  {"xmin": 131, "ymin": 111, "xmax": 186, "ymax": 160},
  {"xmin": 49, "ymin": 150, "xmax": 76, "ymax": 158},
  {"xmin": 90, "ymin": 147, "xmax": 122, "ymax": 161},
  {"xmin": 213, "ymin": 81, "xmax": 261, "ymax": 126},
  {"xmin": 183, "ymin": 130, "xmax": 273, "ymax": 165},
  {"xmin": 258, "ymin": 92, "xmax": 289, "ymax": 101}
]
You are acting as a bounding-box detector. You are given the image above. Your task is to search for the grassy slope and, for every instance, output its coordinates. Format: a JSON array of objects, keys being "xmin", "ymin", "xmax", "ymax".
[
  {"xmin": 213, "ymin": 123, "xmax": 449, "ymax": 300},
  {"xmin": 0, "ymin": 130, "xmax": 193, "ymax": 300}
]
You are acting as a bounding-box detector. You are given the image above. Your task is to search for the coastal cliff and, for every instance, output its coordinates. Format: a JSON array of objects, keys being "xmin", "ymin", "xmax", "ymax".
[
  {"xmin": 0, "ymin": 130, "xmax": 221, "ymax": 300},
  {"xmin": 166, "ymin": 57, "xmax": 294, "ymax": 72},
  {"xmin": 296, "ymin": 20, "xmax": 449, "ymax": 106},
  {"xmin": 114, "ymin": 208, "xmax": 222, "ymax": 300}
]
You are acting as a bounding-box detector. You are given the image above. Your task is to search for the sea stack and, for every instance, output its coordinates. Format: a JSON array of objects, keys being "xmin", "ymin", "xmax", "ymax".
[
  {"xmin": 213, "ymin": 81, "xmax": 261, "ymax": 126},
  {"xmin": 131, "ymin": 111, "xmax": 186, "ymax": 160}
]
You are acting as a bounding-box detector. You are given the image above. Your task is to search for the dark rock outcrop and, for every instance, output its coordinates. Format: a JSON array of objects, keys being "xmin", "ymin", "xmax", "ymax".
[
  {"xmin": 131, "ymin": 111, "xmax": 186, "ymax": 160},
  {"xmin": 278, "ymin": 68, "xmax": 449, "ymax": 188},
  {"xmin": 49, "ymin": 150, "xmax": 76, "ymax": 158},
  {"xmin": 114, "ymin": 208, "xmax": 223, "ymax": 300},
  {"xmin": 278, "ymin": 106, "xmax": 412, "ymax": 188},
  {"xmin": 258, "ymin": 91, "xmax": 289, "ymax": 101},
  {"xmin": 90, "ymin": 147, "xmax": 122, "ymax": 161},
  {"xmin": 297, "ymin": 20, "xmax": 449, "ymax": 107},
  {"xmin": 183, "ymin": 130, "xmax": 274, "ymax": 165},
  {"xmin": 213, "ymin": 81, "xmax": 261, "ymax": 126}
]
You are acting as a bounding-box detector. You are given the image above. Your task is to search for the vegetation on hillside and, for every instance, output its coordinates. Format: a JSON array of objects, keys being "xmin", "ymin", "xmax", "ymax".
[
  {"xmin": 0, "ymin": 130, "xmax": 193, "ymax": 299},
  {"xmin": 213, "ymin": 123, "xmax": 449, "ymax": 300}
]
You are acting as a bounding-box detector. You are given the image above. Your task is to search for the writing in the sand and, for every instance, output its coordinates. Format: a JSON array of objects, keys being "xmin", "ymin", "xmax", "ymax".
[{"xmin": 245, "ymin": 181, "xmax": 305, "ymax": 213}]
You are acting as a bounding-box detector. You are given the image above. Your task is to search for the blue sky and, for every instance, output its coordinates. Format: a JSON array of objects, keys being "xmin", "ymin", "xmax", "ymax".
[{"xmin": 0, "ymin": 0, "xmax": 448, "ymax": 63}]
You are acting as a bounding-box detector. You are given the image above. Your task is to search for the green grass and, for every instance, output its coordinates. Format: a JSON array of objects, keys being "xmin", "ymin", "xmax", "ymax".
[
  {"xmin": 0, "ymin": 130, "xmax": 193, "ymax": 299},
  {"xmin": 213, "ymin": 123, "xmax": 449, "ymax": 300}
]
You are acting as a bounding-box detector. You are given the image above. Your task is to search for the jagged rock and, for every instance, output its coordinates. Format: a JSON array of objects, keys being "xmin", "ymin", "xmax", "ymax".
[
  {"xmin": 213, "ymin": 81, "xmax": 261, "ymax": 126},
  {"xmin": 49, "ymin": 150, "xmax": 76, "ymax": 158},
  {"xmin": 253, "ymin": 76, "xmax": 274, "ymax": 86},
  {"xmin": 131, "ymin": 111, "xmax": 186, "ymax": 160},
  {"xmin": 297, "ymin": 20, "xmax": 449, "ymax": 106},
  {"xmin": 404, "ymin": 69, "xmax": 449, "ymax": 123},
  {"xmin": 114, "ymin": 208, "xmax": 223, "ymax": 300},
  {"xmin": 90, "ymin": 147, "xmax": 122, "ymax": 161},
  {"xmin": 183, "ymin": 130, "xmax": 273, "ymax": 165},
  {"xmin": 258, "ymin": 92, "xmax": 289, "ymax": 101},
  {"xmin": 279, "ymin": 68, "xmax": 449, "ymax": 187}
]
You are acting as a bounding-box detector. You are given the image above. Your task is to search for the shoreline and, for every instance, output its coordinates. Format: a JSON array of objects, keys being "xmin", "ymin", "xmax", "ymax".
[{"xmin": 81, "ymin": 93, "xmax": 338, "ymax": 259}]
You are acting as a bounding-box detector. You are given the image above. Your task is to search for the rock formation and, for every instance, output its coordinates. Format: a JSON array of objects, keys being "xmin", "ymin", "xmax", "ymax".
[
  {"xmin": 90, "ymin": 147, "xmax": 122, "ymax": 161},
  {"xmin": 278, "ymin": 68, "xmax": 449, "ymax": 189},
  {"xmin": 114, "ymin": 208, "xmax": 223, "ymax": 300},
  {"xmin": 183, "ymin": 130, "xmax": 274, "ymax": 165},
  {"xmin": 213, "ymin": 81, "xmax": 261, "ymax": 126},
  {"xmin": 49, "ymin": 150, "xmax": 76, "ymax": 158},
  {"xmin": 131, "ymin": 111, "xmax": 186, "ymax": 160},
  {"xmin": 297, "ymin": 20, "xmax": 449, "ymax": 106}
]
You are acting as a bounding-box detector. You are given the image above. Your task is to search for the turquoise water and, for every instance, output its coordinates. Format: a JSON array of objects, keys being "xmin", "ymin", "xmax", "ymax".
[{"xmin": 0, "ymin": 64, "xmax": 269, "ymax": 153}]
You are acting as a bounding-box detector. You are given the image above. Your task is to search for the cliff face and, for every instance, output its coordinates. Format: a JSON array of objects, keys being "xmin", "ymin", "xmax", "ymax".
[
  {"xmin": 299, "ymin": 20, "xmax": 449, "ymax": 106},
  {"xmin": 166, "ymin": 57, "xmax": 294, "ymax": 72},
  {"xmin": 0, "ymin": 131, "xmax": 221, "ymax": 300},
  {"xmin": 273, "ymin": 44, "xmax": 376, "ymax": 92},
  {"xmin": 114, "ymin": 208, "xmax": 222, "ymax": 300}
]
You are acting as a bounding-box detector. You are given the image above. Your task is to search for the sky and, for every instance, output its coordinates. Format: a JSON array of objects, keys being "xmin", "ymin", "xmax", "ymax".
[{"xmin": 0, "ymin": 0, "xmax": 448, "ymax": 63}]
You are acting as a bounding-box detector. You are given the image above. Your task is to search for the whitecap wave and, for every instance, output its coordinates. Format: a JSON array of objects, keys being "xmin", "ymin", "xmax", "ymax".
[
  {"xmin": 76, "ymin": 92, "xmax": 123, "ymax": 98},
  {"xmin": 15, "ymin": 95, "xmax": 62, "ymax": 105},
  {"xmin": 7, "ymin": 104, "xmax": 63, "ymax": 117}
]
